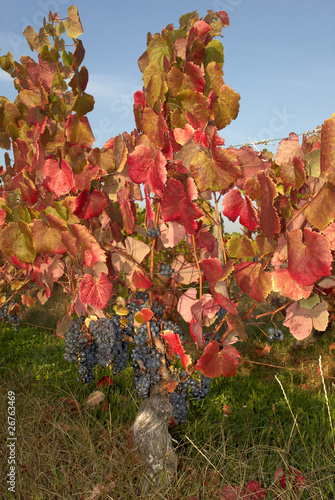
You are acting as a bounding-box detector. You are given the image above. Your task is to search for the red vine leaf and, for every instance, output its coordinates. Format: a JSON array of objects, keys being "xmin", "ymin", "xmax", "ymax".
[
  {"xmin": 161, "ymin": 178, "xmax": 203, "ymax": 234},
  {"xmin": 272, "ymin": 268, "xmax": 313, "ymax": 300},
  {"xmin": 257, "ymin": 171, "xmax": 280, "ymax": 238},
  {"xmin": 196, "ymin": 341, "xmax": 240, "ymax": 378},
  {"xmin": 42, "ymin": 159, "xmax": 75, "ymax": 196},
  {"xmin": 161, "ymin": 330, "xmax": 191, "ymax": 369},
  {"xmin": 117, "ymin": 186, "xmax": 135, "ymax": 234},
  {"xmin": 73, "ymin": 189, "xmax": 106, "ymax": 220},
  {"xmin": 234, "ymin": 261, "xmax": 272, "ymax": 303},
  {"xmin": 200, "ymin": 258, "xmax": 237, "ymax": 315},
  {"xmin": 279, "ymin": 156, "xmax": 306, "ymax": 189},
  {"xmin": 128, "ymin": 144, "xmax": 167, "ymax": 196},
  {"xmin": 79, "ymin": 272, "xmax": 113, "ymax": 310},
  {"xmin": 287, "ymin": 228, "xmax": 332, "ymax": 286},
  {"xmin": 134, "ymin": 308, "xmax": 154, "ymax": 324},
  {"xmin": 131, "ymin": 269, "xmax": 153, "ymax": 291},
  {"xmin": 275, "ymin": 133, "xmax": 303, "ymax": 165}
]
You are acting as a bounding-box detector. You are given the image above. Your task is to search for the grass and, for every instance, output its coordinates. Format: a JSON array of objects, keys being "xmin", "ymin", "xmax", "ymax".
[{"xmin": 1, "ymin": 308, "xmax": 335, "ymax": 499}]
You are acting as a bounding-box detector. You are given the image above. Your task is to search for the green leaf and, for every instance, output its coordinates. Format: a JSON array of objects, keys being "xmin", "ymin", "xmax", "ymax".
[
  {"xmin": 0, "ymin": 221, "xmax": 36, "ymax": 263},
  {"xmin": 67, "ymin": 5, "xmax": 84, "ymax": 39},
  {"xmin": 3, "ymin": 102, "xmax": 20, "ymax": 127},
  {"xmin": 205, "ymin": 61, "xmax": 224, "ymax": 95},
  {"xmin": 211, "ymin": 85, "xmax": 240, "ymax": 130},
  {"xmin": 40, "ymin": 45, "xmax": 59, "ymax": 62},
  {"xmin": 147, "ymin": 33, "xmax": 174, "ymax": 69},
  {"xmin": 204, "ymin": 40, "xmax": 224, "ymax": 67},
  {"xmin": 0, "ymin": 52, "xmax": 16, "ymax": 78},
  {"xmin": 299, "ymin": 294, "xmax": 320, "ymax": 309},
  {"xmin": 62, "ymin": 50, "xmax": 74, "ymax": 67},
  {"xmin": 190, "ymin": 149, "xmax": 240, "ymax": 191},
  {"xmin": 6, "ymin": 123, "xmax": 20, "ymax": 141},
  {"xmin": 304, "ymin": 149, "xmax": 320, "ymax": 177},
  {"xmin": 305, "ymin": 182, "xmax": 335, "ymax": 230},
  {"xmin": 72, "ymin": 92, "xmax": 95, "ymax": 117},
  {"xmin": 227, "ymin": 234, "xmax": 255, "ymax": 259},
  {"xmin": 65, "ymin": 114, "xmax": 95, "ymax": 148},
  {"xmin": 179, "ymin": 11, "xmax": 199, "ymax": 29}
]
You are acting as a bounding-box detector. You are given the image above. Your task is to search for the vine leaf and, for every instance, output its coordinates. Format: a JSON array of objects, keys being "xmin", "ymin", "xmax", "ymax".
[
  {"xmin": 283, "ymin": 300, "xmax": 329, "ymax": 339},
  {"xmin": 161, "ymin": 178, "xmax": 203, "ymax": 234},
  {"xmin": 190, "ymin": 148, "xmax": 240, "ymax": 192},
  {"xmin": 161, "ymin": 330, "xmax": 191, "ymax": 369},
  {"xmin": 200, "ymin": 258, "xmax": 237, "ymax": 315},
  {"xmin": 305, "ymin": 183, "xmax": 335, "ymax": 230},
  {"xmin": 79, "ymin": 272, "xmax": 113, "ymax": 310},
  {"xmin": 196, "ymin": 341, "xmax": 240, "ymax": 378},
  {"xmin": 234, "ymin": 261, "xmax": 272, "ymax": 303},
  {"xmin": 117, "ymin": 186, "xmax": 135, "ymax": 234},
  {"xmin": 134, "ymin": 308, "xmax": 154, "ymax": 324},
  {"xmin": 222, "ymin": 188, "xmax": 258, "ymax": 230},
  {"xmin": 257, "ymin": 171, "xmax": 280, "ymax": 238},
  {"xmin": 131, "ymin": 269, "xmax": 153, "ymax": 291},
  {"xmin": 1, "ymin": 221, "xmax": 36, "ymax": 263},
  {"xmin": 287, "ymin": 228, "xmax": 332, "ymax": 286},
  {"xmin": 31, "ymin": 219, "xmax": 67, "ymax": 254},
  {"xmin": 128, "ymin": 144, "xmax": 167, "ymax": 196},
  {"xmin": 272, "ymin": 268, "xmax": 313, "ymax": 300},
  {"xmin": 67, "ymin": 5, "xmax": 84, "ymax": 39},
  {"xmin": 73, "ymin": 189, "xmax": 106, "ymax": 220},
  {"xmin": 42, "ymin": 159, "xmax": 75, "ymax": 196},
  {"xmin": 321, "ymin": 113, "xmax": 335, "ymax": 183},
  {"xmin": 279, "ymin": 156, "xmax": 306, "ymax": 189},
  {"xmin": 275, "ymin": 133, "xmax": 303, "ymax": 165}
]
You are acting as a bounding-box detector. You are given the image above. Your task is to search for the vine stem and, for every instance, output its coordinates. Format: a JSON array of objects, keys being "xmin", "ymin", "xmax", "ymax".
[
  {"xmin": 191, "ymin": 234, "xmax": 202, "ymax": 300},
  {"xmin": 213, "ymin": 193, "xmax": 230, "ymax": 294},
  {"xmin": 251, "ymin": 300, "xmax": 293, "ymax": 320},
  {"xmin": 214, "ymin": 194, "xmax": 227, "ymax": 267},
  {"xmin": 105, "ymin": 243, "xmax": 147, "ymax": 275}
]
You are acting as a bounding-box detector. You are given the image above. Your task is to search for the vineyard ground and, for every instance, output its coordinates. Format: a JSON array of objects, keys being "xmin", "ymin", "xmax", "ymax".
[{"xmin": 1, "ymin": 304, "xmax": 335, "ymax": 499}]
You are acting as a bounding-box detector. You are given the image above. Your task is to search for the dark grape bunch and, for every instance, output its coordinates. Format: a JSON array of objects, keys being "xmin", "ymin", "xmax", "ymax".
[
  {"xmin": 147, "ymin": 227, "xmax": 161, "ymax": 238},
  {"xmin": 131, "ymin": 344, "xmax": 162, "ymax": 397},
  {"xmin": 160, "ymin": 263, "xmax": 173, "ymax": 277},
  {"xmin": 64, "ymin": 315, "xmax": 130, "ymax": 383},
  {"xmin": 170, "ymin": 381, "xmax": 188, "ymax": 424},
  {"xmin": 267, "ymin": 326, "xmax": 284, "ymax": 341},
  {"xmin": 0, "ymin": 295, "xmax": 20, "ymax": 331},
  {"xmin": 170, "ymin": 374, "xmax": 211, "ymax": 424}
]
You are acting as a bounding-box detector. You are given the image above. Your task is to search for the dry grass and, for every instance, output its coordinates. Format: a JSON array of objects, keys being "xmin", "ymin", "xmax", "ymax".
[{"xmin": 1, "ymin": 292, "xmax": 335, "ymax": 499}]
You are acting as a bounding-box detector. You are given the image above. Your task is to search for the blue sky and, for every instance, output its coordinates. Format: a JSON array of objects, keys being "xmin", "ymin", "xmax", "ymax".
[{"xmin": 1, "ymin": 0, "xmax": 334, "ymax": 153}]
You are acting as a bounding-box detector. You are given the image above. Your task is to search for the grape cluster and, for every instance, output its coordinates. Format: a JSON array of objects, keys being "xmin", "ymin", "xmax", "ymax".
[
  {"xmin": 131, "ymin": 345, "xmax": 162, "ymax": 397},
  {"xmin": 147, "ymin": 227, "xmax": 161, "ymax": 238},
  {"xmin": 64, "ymin": 315, "xmax": 130, "ymax": 383},
  {"xmin": 0, "ymin": 296, "xmax": 20, "ymax": 331},
  {"xmin": 160, "ymin": 264, "xmax": 173, "ymax": 277},
  {"xmin": 188, "ymin": 375, "xmax": 211, "ymax": 401},
  {"xmin": 170, "ymin": 381, "xmax": 188, "ymax": 424},
  {"xmin": 170, "ymin": 374, "xmax": 211, "ymax": 424},
  {"xmin": 267, "ymin": 326, "xmax": 284, "ymax": 341}
]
